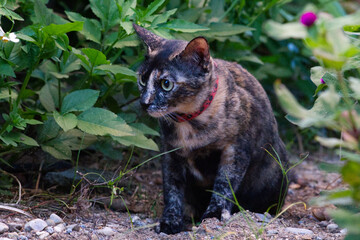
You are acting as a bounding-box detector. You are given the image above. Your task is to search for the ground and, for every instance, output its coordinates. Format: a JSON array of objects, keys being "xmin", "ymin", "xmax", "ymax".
[{"xmin": 0, "ymin": 153, "xmax": 347, "ymax": 240}]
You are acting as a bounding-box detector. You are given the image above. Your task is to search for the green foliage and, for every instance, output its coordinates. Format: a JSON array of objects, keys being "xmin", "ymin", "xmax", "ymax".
[
  {"xmin": 273, "ymin": 5, "xmax": 360, "ymax": 239},
  {"xmin": 2, "ymin": 0, "xmax": 214, "ymax": 161}
]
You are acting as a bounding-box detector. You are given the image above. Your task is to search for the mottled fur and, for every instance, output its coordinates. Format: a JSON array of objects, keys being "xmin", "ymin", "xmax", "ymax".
[{"xmin": 134, "ymin": 24, "xmax": 289, "ymax": 234}]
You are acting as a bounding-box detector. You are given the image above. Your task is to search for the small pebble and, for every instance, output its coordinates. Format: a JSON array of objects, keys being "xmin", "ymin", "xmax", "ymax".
[
  {"xmin": 266, "ymin": 229, "xmax": 278, "ymax": 235},
  {"xmin": 97, "ymin": 227, "xmax": 116, "ymax": 236},
  {"xmin": 50, "ymin": 213, "xmax": 63, "ymax": 224},
  {"xmin": 67, "ymin": 224, "xmax": 80, "ymax": 232},
  {"xmin": 340, "ymin": 228, "xmax": 347, "ymax": 235},
  {"xmin": 0, "ymin": 238, "xmax": 13, "ymax": 240},
  {"xmin": 46, "ymin": 219, "xmax": 56, "ymax": 226},
  {"xmin": 327, "ymin": 223, "xmax": 338, "ymax": 232},
  {"xmin": 18, "ymin": 236, "xmax": 28, "ymax": 240},
  {"xmin": 45, "ymin": 226, "xmax": 54, "ymax": 234},
  {"xmin": 36, "ymin": 231, "xmax": 50, "ymax": 240},
  {"xmin": 314, "ymin": 237, "xmax": 323, "ymax": 240},
  {"xmin": 6, "ymin": 232, "xmax": 18, "ymax": 240},
  {"xmin": 284, "ymin": 227, "xmax": 314, "ymax": 235},
  {"xmin": 24, "ymin": 219, "xmax": 48, "ymax": 232},
  {"xmin": 0, "ymin": 223, "xmax": 9, "ymax": 233},
  {"xmin": 54, "ymin": 223, "xmax": 65, "ymax": 233},
  {"xmin": 319, "ymin": 221, "xmax": 328, "ymax": 227}
]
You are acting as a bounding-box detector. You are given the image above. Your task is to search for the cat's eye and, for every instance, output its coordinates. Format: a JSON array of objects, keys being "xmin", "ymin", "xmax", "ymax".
[
  {"xmin": 161, "ymin": 79, "xmax": 174, "ymax": 91},
  {"xmin": 139, "ymin": 76, "xmax": 146, "ymax": 86}
]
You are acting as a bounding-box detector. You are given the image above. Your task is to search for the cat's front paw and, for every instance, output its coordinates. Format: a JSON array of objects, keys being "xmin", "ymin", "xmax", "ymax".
[
  {"xmin": 157, "ymin": 217, "xmax": 183, "ymax": 234},
  {"xmin": 202, "ymin": 205, "xmax": 232, "ymax": 222},
  {"xmin": 202, "ymin": 205, "xmax": 222, "ymax": 220}
]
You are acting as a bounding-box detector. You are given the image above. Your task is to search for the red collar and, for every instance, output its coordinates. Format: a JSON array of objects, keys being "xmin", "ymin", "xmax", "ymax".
[{"xmin": 172, "ymin": 76, "xmax": 219, "ymax": 123}]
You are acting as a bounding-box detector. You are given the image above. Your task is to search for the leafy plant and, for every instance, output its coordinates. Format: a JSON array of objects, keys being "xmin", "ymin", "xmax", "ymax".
[
  {"xmin": 272, "ymin": 5, "xmax": 360, "ymax": 239},
  {"xmin": 0, "ymin": 0, "xmax": 219, "ymax": 165}
]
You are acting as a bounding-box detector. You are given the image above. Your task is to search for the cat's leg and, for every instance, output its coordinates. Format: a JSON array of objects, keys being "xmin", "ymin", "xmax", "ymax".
[
  {"xmin": 158, "ymin": 151, "xmax": 186, "ymax": 234},
  {"xmin": 202, "ymin": 144, "xmax": 250, "ymax": 220}
]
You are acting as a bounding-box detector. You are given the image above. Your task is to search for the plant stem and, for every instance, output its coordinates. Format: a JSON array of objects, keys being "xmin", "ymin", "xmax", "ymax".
[
  {"xmin": 58, "ymin": 78, "xmax": 62, "ymax": 110},
  {"xmin": 15, "ymin": 63, "xmax": 37, "ymax": 108}
]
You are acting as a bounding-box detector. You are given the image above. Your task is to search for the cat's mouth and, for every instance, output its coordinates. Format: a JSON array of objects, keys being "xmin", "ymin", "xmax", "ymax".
[{"xmin": 147, "ymin": 107, "xmax": 180, "ymax": 120}]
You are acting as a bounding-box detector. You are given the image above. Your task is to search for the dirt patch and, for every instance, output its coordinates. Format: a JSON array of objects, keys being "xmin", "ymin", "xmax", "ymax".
[{"xmin": 0, "ymin": 156, "xmax": 346, "ymax": 239}]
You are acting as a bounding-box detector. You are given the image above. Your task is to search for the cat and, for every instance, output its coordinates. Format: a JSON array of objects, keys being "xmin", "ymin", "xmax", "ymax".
[{"xmin": 133, "ymin": 24, "xmax": 289, "ymax": 234}]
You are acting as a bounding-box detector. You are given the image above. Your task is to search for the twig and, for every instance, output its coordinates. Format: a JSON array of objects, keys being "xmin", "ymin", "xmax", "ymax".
[
  {"xmin": 0, "ymin": 204, "xmax": 33, "ymax": 218},
  {"xmin": 0, "ymin": 169, "xmax": 22, "ymax": 204},
  {"xmin": 35, "ymin": 159, "xmax": 44, "ymax": 193}
]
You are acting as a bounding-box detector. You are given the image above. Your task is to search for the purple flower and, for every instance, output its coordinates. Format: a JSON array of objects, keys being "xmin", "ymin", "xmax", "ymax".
[
  {"xmin": 321, "ymin": 78, "xmax": 325, "ymax": 84},
  {"xmin": 300, "ymin": 12, "xmax": 317, "ymax": 27}
]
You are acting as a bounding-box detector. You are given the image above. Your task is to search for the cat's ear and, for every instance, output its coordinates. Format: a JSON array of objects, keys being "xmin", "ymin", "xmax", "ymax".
[
  {"xmin": 133, "ymin": 23, "xmax": 165, "ymax": 53},
  {"xmin": 179, "ymin": 37, "xmax": 210, "ymax": 68}
]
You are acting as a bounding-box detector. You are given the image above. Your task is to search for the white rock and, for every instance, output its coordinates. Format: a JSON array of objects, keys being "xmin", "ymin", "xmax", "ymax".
[
  {"xmin": 36, "ymin": 231, "xmax": 50, "ymax": 240},
  {"xmin": 24, "ymin": 219, "xmax": 48, "ymax": 232},
  {"xmin": 0, "ymin": 223, "xmax": 9, "ymax": 233},
  {"xmin": 6, "ymin": 232, "xmax": 18, "ymax": 240},
  {"xmin": 97, "ymin": 227, "xmax": 116, "ymax": 236},
  {"xmin": 67, "ymin": 224, "xmax": 80, "ymax": 232},
  {"xmin": 45, "ymin": 219, "xmax": 55, "ymax": 226},
  {"xmin": 49, "ymin": 213, "xmax": 63, "ymax": 224},
  {"xmin": 45, "ymin": 226, "xmax": 54, "ymax": 234},
  {"xmin": 327, "ymin": 223, "xmax": 338, "ymax": 232},
  {"xmin": 340, "ymin": 228, "xmax": 348, "ymax": 235},
  {"xmin": 285, "ymin": 227, "xmax": 314, "ymax": 235},
  {"xmin": 0, "ymin": 238, "xmax": 13, "ymax": 240},
  {"xmin": 54, "ymin": 223, "xmax": 65, "ymax": 232},
  {"xmin": 266, "ymin": 229, "xmax": 278, "ymax": 235}
]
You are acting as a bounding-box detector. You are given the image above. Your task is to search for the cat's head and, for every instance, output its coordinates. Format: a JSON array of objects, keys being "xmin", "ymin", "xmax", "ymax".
[{"xmin": 133, "ymin": 24, "xmax": 214, "ymax": 119}]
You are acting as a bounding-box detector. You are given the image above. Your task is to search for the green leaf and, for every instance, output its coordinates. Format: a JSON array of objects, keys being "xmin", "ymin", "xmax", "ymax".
[
  {"xmin": 0, "ymin": 7, "xmax": 24, "ymax": 21},
  {"xmin": 0, "ymin": 88, "xmax": 17, "ymax": 100},
  {"xmin": 310, "ymin": 66, "xmax": 326, "ymax": 87},
  {"xmin": 37, "ymin": 118, "xmax": 61, "ymax": 143},
  {"xmin": 112, "ymin": 134, "xmax": 159, "ymax": 151},
  {"xmin": 152, "ymin": 9, "xmax": 177, "ymax": 25},
  {"xmin": 24, "ymin": 119, "xmax": 42, "ymax": 125},
  {"xmin": 0, "ymin": 59, "xmax": 15, "ymax": 77},
  {"xmin": 118, "ymin": 0, "xmax": 136, "ymax": 19},
  {"xmin": 130, "ymin": 123, "xmax": 159, "ymax": 136},
  {"xmin": 89, "ymin": 0, "xmax": 120, "ymax": 30},
  {"xmin": 0, "ymin": 132, "xmax": 39, "ymax": 146},
  {"xmin": 77, "ymin": 108, "xmax": 133, "ymax": 137},
  {"xmin": 144, "ymin": 0, "xmax": 165, "ymax": 18},
  {"xmin": 263, "ymin": 20, "xmax": 307, "ymax": 40},
  {"xmin": 81, "ymin": 48, "xmax": 110, "ymax": 70},
  {"xmin": 43, "ymin": 22, "xmax": 84, "ymax": 36},
  {"xmin": 65, "ymin": 11, "xmax": 101, "ymax": 43},
  {"xmin": 331, "ymin": 209, "xmax": 360, "ymax": 237},
  {"xmin": 39, "ymin": 81, "xmax": 59, "ymax": 112},
  {"xmin": 54, "ymin": 111, "xmax": 78, "ymax": 132},
  {"xmin": 61, "ymin": 89, "xmax": 99, "ymax": 114},
  {"xmin": 97, "ymin": 64, "xmax": 137, "ymax": 80},
  {"xmin": 350, "ymin": 77, "xmax": 360, "ymax": 99},
  {"xmin": 160, "ymin": 19, "xmax": 209, "ymax": 33},
  {"xmin": 120, "ymin": 21, "xmax": 133, "ymax": 35},
  {"xmin": 53, "ymin": 34, "xmax": 70, "ymax": 51},
  {"xmin": 42, "ymin": 143, "xmax": 72, "ymax": 160},
  {"xmin": 341, "ymin": 161, "xmax": 360, "ymax": 186},
  {"xmin": 32, "ymin": 0, "xmax": 67, "ymax": 25},
  {"xmin": 112, "ymin": 34, "xmax": 140, "ymax": 48},
  {"xmin": 56, "ymin": 129, "xmax": 97, "ymax": 150}
]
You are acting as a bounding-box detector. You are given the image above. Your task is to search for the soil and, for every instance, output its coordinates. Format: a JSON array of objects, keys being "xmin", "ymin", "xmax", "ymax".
[{"xmin": 0, "ymin": 153, "xmax": 347, "ymax": 240}]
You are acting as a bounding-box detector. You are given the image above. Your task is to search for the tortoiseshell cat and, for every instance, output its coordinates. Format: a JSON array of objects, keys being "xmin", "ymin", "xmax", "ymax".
[{"xmin": 133, "ymin": 24, "xmax": 289, "ymax": 234}]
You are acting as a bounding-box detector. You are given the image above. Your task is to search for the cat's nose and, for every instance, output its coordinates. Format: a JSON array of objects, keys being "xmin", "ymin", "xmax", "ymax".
[{"xmin": 140, "ymin": 98, "xmax": 151, "ymax": 110}]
